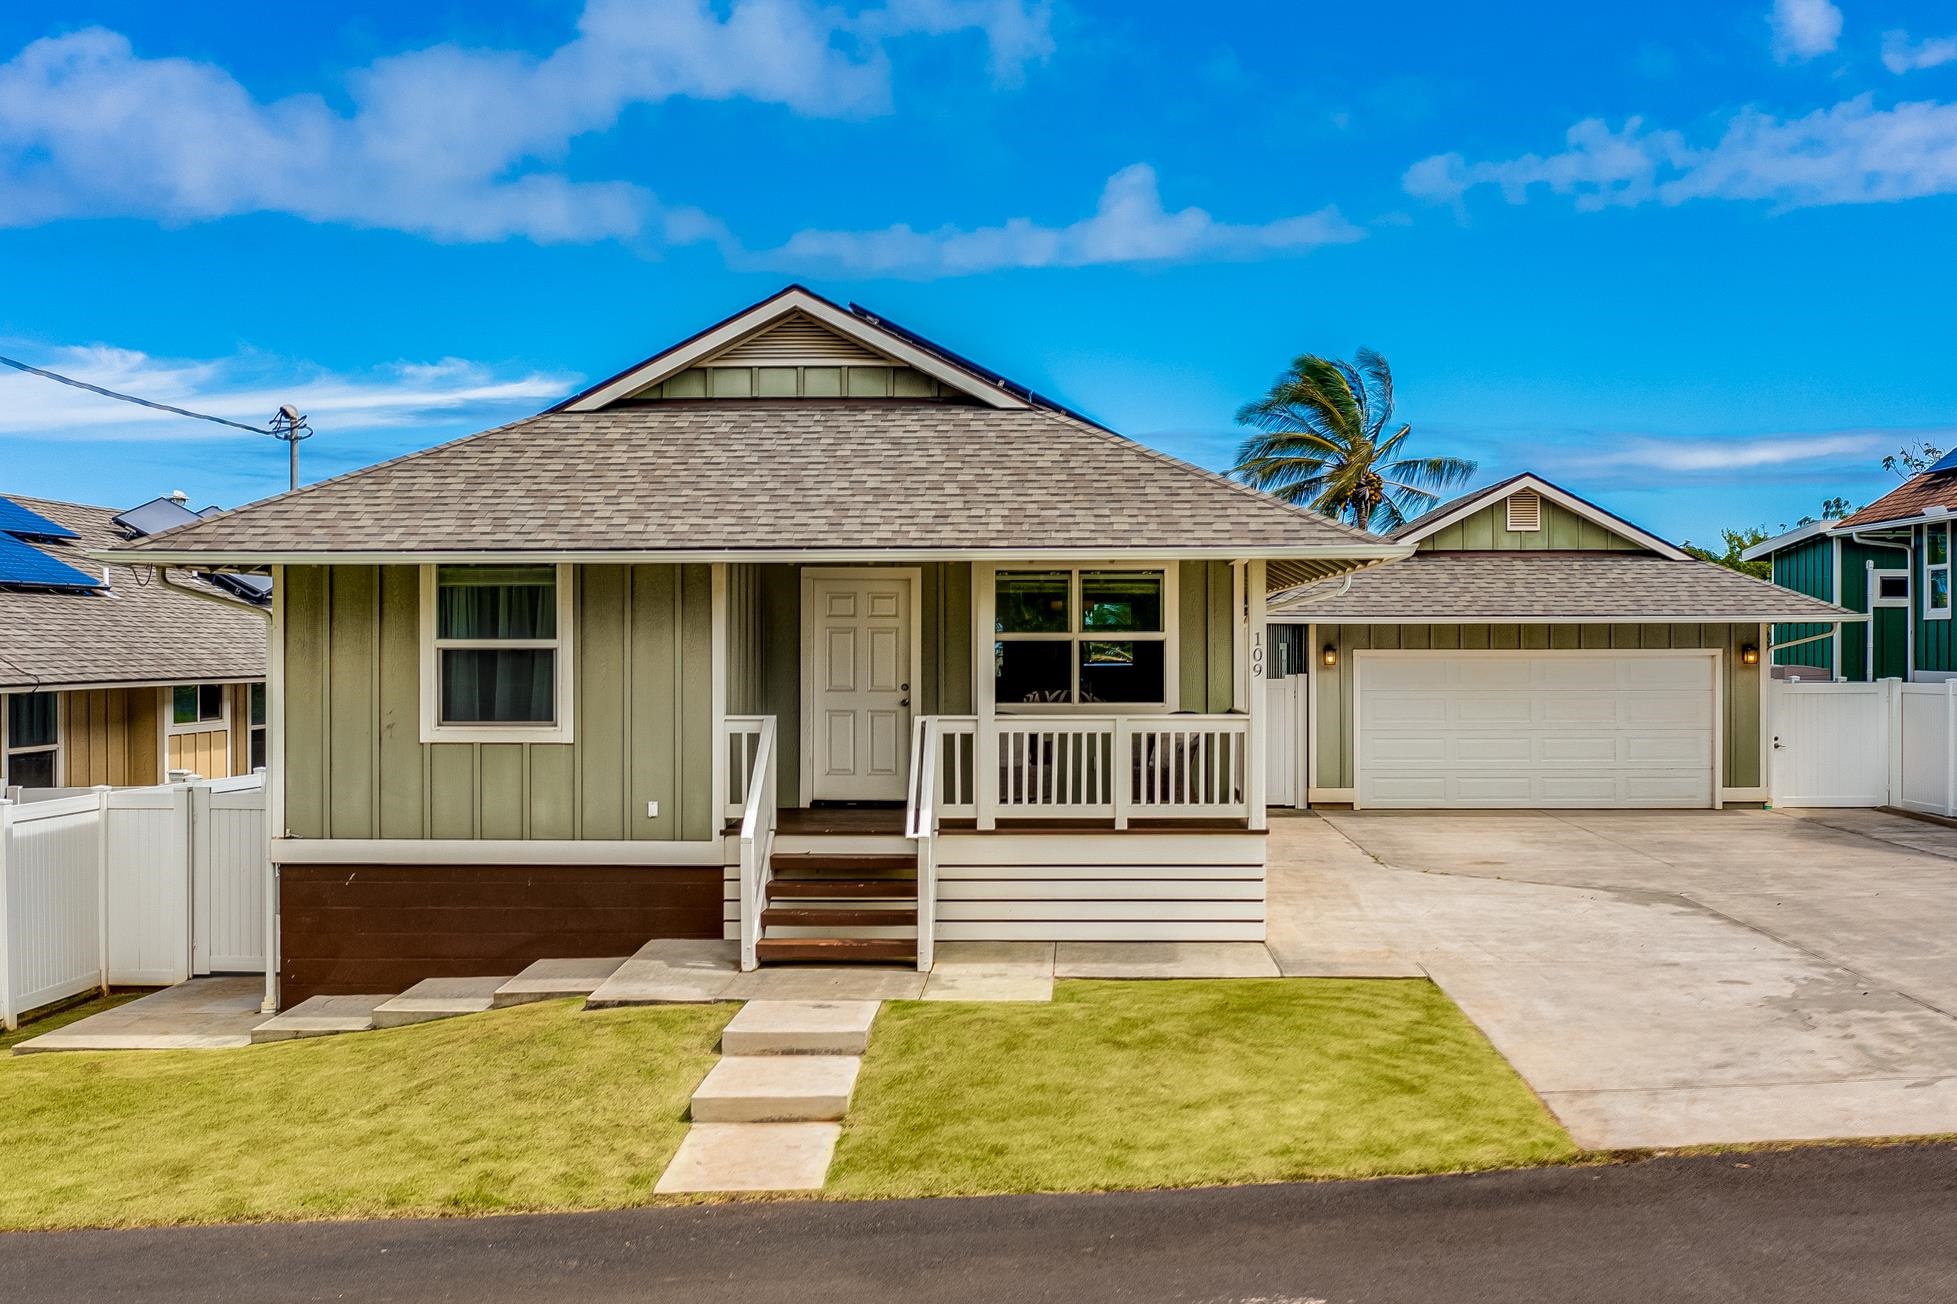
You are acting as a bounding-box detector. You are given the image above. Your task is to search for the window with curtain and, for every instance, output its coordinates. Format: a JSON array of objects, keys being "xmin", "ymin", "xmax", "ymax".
[
  {"xmin": 433, "ymin": 566, "xmax": 562, "ymax": 726},
  {"xmin": 994, "ymin": 568, "xmax": 1168, "ymax": 707},
  {"xmin": 4, "ymin": 691, "xmax": 59, "ymax": 788}
]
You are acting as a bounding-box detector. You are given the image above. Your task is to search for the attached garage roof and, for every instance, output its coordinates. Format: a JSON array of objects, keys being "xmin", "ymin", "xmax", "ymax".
[
  {"xmin": 1268, "ymin": 551, "xmax": 1863, "ymax": 623},
  {"xmin": 99, "ymin": 403, "xmax": 1398, "ymax": 567}
]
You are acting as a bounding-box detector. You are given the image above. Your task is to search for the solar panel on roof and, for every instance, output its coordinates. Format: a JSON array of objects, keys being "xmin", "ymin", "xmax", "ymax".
[
  {"xmin": 0, "ymin": 531, "xmax": 101, "ymax": 589},
  {"xmin": 210, "ymin": 571, "xmax": 272, "ymax": 601},
  {"xmin": 1927, "ymin": 448, "xmax": 1957, "ymax": 475},
  {"xmin": 0, "ymin": 496, "xmax": 79, "ymax": 540},
  {"xmin": 113, "ymin": 496, "xmax": 205, "ymax": 537}
]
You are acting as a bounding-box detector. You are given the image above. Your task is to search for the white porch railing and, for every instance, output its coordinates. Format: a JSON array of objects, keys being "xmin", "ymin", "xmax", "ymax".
[
  {"xmin": 729, "ymin": 716, "xmax": 778, "ymax": 972},
  {"xmin": 985, "ymin": 715, "xmax": 1250, "ymax": 828}
]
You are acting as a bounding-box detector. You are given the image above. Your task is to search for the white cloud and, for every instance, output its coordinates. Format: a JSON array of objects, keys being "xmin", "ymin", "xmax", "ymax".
[
  {"xmin": 757, "ymin": 163, "xmax": 1364, "ymax": 277},
  {"xmin": 1405, "ymin": 95, "xmax": 1957, "ymax": 212},
  {"xmin": 1568, "ymin": 430, "xmax": 1886, "ymax": 474},
  {"xmin": 0, "ymin": 0, "xmax": 1052, "ymax": 244},
  {"xmin": 1771, "ymin": 0, "xmax": 1843, "ymax": 63},
  {"xmin": 0, "ymin": 342, "xmax": 572, "ymax": 441},
  {"xmin": 1883, "ymin": 29, "xmax": 1957, "ymax": 74}
]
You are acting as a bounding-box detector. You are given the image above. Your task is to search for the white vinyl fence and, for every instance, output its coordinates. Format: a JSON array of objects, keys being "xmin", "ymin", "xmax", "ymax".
[
  {"xmin": 1771, "ymin": 678, "xmax": 1957, "ymax": 815},
  {"xmin": 0, "ymin": 774, "xmax": 267, "ymax": 1029}
]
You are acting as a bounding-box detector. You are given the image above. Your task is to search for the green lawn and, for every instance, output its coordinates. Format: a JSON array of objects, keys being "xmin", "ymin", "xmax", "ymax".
[
  {"xmin": 827, "ymin": 979, "xmax": 1577, "ymax": 1198},
  {"xmin": 0, "ymin": 999, "xmax": 731, "ymax": 1230}
]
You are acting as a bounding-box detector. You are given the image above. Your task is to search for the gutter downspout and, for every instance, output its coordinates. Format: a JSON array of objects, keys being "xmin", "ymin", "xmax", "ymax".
[{"xmin": 155, "ymin": 566, "xmax": 278, "ymax": 1014}]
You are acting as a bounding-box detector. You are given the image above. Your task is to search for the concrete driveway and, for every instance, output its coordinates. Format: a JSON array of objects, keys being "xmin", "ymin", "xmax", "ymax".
[{"xmin": 1267, "ymin": 807, "xmax": 1957, "ymax": 1150}]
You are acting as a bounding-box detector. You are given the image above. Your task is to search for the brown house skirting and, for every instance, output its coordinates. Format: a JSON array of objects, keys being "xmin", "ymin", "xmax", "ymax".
[{"xmin": 278, "ymin": 864, "xmax": 723, "ymax": 1008}]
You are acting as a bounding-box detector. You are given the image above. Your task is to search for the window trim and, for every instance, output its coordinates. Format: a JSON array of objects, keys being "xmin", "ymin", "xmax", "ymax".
[
  {"xmin": 988, "ymin": 564, "xmax": 1180, "ymax": 715},
  {"xmin": 2, "ymin": 690, "xmax": 63, "ymax": 789},
  {"xmin": 167, "ymin": 682, "xmax": 230, "ymax": 734},
  {"xmin": 419, "ymin": 562, "xmax": 576, "ymax": 744},
  {"xmin": 1927, "ymin": 523, "xmax": 1951, "ymax": 622},
  {"xmin": 248, "ymin": 682, "xmax": 268, "ymax": 772}
]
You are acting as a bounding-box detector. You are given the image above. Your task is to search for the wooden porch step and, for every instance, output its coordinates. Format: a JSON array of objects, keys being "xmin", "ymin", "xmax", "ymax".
[
  {"xmin": 755, "ymin": 938, "xmax": 917, "ymax": 965},
  {"xmin": 768, "ymin": 877, "xmax": 918, "ymax": 901},
  {"xmin": 770, "ymin": 852, "xmax": 917, "ymax": 875},
  {"xmin": 761, "ymin": 905, "xmax": 919, "ymax": 928}
]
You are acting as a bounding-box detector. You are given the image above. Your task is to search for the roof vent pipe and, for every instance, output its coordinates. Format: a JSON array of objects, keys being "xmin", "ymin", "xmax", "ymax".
[{"xmin": 167, "ymin": 490, "xmax": 189, "ymax": 505}]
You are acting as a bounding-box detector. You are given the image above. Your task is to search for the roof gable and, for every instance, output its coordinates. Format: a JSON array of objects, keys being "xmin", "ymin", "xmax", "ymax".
[
  {"xmin": 556, "ymin": 286, "xmax": 1033, "ymax": 413},
  {"xmin": 1394, "ymin": 473, "xmax": 1689, "ymax": 560}
]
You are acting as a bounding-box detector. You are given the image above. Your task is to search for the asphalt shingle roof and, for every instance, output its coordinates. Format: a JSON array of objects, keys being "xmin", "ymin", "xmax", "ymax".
[
  {"xmin": 1268, "ymin": 551, "xmax": 1859, "ymax": 623},
  {"xmin": 109, "ymin": 402, "xmax": 1390, "ymax": 557},
  {"xmin": 1838, "ymin": 471, "xmax": 1957, "ymax": 529},
  {"xmin": 0, "ymin": 497, "xmax": 266, "ymax": 691}
]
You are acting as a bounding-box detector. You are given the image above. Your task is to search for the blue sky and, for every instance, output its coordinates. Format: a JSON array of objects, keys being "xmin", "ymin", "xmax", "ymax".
[{"xmin": 1, "ymin": 0, "xmax": 1953, "ymax": 547}]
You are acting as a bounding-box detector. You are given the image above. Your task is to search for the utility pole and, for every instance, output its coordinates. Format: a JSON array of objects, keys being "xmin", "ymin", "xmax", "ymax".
[{"xmin": 269, "ymin": 405, "xmax": 312, "ymax": 491}]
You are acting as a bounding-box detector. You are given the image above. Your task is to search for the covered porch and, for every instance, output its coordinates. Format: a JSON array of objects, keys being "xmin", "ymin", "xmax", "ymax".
[{"xmin": 715, "ymin": 557, "xmax": 1294, "ymax": 971}]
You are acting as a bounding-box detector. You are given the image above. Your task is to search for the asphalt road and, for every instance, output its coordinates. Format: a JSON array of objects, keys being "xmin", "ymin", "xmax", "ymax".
[{"xmin": 10, "ymin": 1145, "xmax": 1957, "ymax": 1303}]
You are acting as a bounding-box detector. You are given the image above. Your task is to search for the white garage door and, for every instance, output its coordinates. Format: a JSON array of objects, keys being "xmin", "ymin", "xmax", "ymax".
[{"xmin": 1355, "ymin": 653, "xmax": 1717, "ymax": 809}]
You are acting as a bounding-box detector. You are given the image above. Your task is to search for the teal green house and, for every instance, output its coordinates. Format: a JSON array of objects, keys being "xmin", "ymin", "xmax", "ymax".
[{"xmin": 1743, "ymin": 461, "xmax": 1957, "ymax": 683}]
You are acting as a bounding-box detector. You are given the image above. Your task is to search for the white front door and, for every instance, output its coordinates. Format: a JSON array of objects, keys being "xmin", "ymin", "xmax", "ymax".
[
  {"xmin": 1354, "ymin": 652, "xmax": 1717, "ymax": 808},
  {"xmin": 807, "ymin": 571, "xmax": 916, "ymax": 802}
]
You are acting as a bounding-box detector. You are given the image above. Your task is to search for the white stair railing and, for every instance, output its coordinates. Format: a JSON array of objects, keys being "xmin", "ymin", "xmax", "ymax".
[{"xmin": 735, "ymin": 716, "xmax": 778, "ymax": 972}]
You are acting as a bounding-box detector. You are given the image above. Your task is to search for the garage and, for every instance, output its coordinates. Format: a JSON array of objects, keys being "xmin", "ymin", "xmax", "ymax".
[
  {"xmin": 1262, "ymin": 473, "xmax": 1860, "ymax": 812},
  {"xmin": 1353, "ymin": 652, "xmax": 1717, "ymax": 809}
]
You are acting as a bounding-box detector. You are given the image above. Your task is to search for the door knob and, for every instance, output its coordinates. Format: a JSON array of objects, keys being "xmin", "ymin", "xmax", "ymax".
[{"xmin": 900, "ymin": 698, "xmax": 911, "ymax": 707}]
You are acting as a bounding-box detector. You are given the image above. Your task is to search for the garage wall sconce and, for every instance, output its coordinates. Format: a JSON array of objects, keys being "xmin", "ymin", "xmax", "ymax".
[
  {"xmin": 1740, "ymin": 643, "xmax": 1760, "ymax": 666},
  {"xmin": 1321, "ymin": 643, "xmax": 1338, "ymax": 668}
]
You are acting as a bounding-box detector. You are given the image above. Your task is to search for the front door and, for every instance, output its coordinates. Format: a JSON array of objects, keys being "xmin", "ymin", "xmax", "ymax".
[{"xmin": 806, "ymin": 571, "xmax": 916, "ymax": 802}]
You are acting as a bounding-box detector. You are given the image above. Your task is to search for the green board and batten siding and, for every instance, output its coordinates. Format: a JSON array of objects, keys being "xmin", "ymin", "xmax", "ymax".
[
  {"xmin": 282, "ymin": 564, "xmax": 717, "ymax": 843},
  {"xmin": 1311, "ymin": 622, "xmax": 1766, "ymax": 791},
  {"xmin": 1769, "ymin": 534, "xmax": 1913, "ymax": 682},
  {"xmin": 1416, "ymin": 499, "xmax": 1643, "ymax": 553}
]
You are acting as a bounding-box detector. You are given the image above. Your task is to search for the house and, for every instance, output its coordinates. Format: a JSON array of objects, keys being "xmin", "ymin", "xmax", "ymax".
[
  {"xmin": 99, "ymin": 285, "xmax": 1408, "ymax": 1007},
  {"xmin": 1, "ymin": 492, "xmax": 268, "ymax": 794},
  {"xmin": 1741, "ymin": 458, "xmax": 1957, "ymax": 683},
  {"xmin": 1265, "ymin": 473, "xmax": 1857, "ymax": 809}
]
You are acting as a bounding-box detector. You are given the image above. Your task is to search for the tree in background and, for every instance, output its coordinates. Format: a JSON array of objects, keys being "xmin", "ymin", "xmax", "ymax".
[
  {"xmin": 1883, "ymin": 441, "xmax": 1947, "ymax": 477},
  {"xmin": 1689, "ymin": 498, "xmax": 1853, "ymax": 579},
  {"xmin": 1230, "ymin": 348, "xmax": 1476, "ymax": 532}
]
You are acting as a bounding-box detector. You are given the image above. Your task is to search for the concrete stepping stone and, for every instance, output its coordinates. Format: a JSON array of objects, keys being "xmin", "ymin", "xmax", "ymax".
[
  {"xmin": 251, "ymin": 994, "xmax": 392, "ymax": 1043},
  {"xmin": 721, "ymin": 1000, "xmax": 879, "ymax": 1055},
  {"xmin": 586, "ymin": 939, "xmax": 740, "ymax": 1007},
  {"xmin": 655, "ymin": 1123, "xmax": 841, "ymax": 1193},
  {"xmin": 371, "ymin": 977, "xmax": 507, "ymax": 1029},
  {"xmin": 494, "ymin": 956, "xmax": 628, "ymax": 1007},
  {"xmin": 690, "ymin": 1054, "xmax": 861, "ymax": 1122}
]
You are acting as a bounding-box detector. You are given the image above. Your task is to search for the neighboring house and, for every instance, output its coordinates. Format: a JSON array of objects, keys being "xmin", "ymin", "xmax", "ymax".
[
  {"xmin": 101, "ymin": 285, "xmax": 1404, "ymax": 1006},
  {"xmin": 1266, "ymin": 473, "xmax": 1856, "ymax": 810},
  {"xmin": 1742, "ymin": 458, "xmax": 1957, "ymax": 683},
  {"xmin": 0, "ymin": 492, "xmax": 268, "ymax": 793}
]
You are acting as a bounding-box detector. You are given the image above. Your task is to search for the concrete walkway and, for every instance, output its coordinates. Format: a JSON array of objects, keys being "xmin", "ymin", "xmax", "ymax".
[
  {"xmin": 12, "ymin": 977, "xmax": 266, "ymax": 1053},
  {"xmin": 1273, "ymin": 808, "xmax": 1957, "ymax": 1149}
]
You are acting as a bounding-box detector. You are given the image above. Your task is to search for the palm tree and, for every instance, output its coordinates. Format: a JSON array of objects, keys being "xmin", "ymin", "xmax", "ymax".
[{"xmin": 1231, "ymin": 348, "xmax": 1476, "ymax": 533}]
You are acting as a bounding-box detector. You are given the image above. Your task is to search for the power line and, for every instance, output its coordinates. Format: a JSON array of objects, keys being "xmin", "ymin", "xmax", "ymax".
[{"xmin": 0, "ymin": 352, "xmax": 277, "ymax": 434}]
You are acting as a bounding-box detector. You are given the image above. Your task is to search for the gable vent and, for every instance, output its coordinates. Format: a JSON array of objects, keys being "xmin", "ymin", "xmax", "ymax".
[
  {"xmin": 707, "ymin": 313, "xmax": 887, "ymax": 367},
  {"xmin": 1505, "ymin": 489, "xmax": 1542, "ymax": 532}
]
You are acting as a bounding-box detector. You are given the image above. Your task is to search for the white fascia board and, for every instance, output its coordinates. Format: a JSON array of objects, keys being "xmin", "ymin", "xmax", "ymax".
[
  {"xmin": 1835, "ymin": 510, "xmax": 1953, "ymax": 534},
  {"xmin": 93, "ymin": 544, "xmax": 1416, "ymax": 567},
  {"xmin": 1738, "ymin": 518, "xmax": 1834, "ymax": 561},
  {"xmin": 1396, "ymin": 473, "xmax": 1692, "ymax": 560},
  {"xmin": 0, "ymin": 674, "xmax": 266, "ymax": 694},
  {"xmin": 561, "ymin": 288, "xmax": 1030, "ymax": 412}
]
